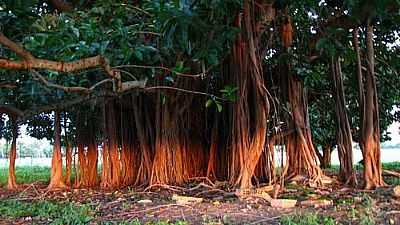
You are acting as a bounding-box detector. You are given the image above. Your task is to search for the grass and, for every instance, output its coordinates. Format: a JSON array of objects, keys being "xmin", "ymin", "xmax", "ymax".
[
  {"xmin": 0, "ymin": 199, "xmax": 92, "ymax": 225},
  {"xmin": 0, "ymin": 166, "xmax": 50, "ymax": 186},
  {"xmin": 0, "ymin": 199, "xmax": 188, "ymax": 225},
  {"xmin": 0, "ymin": 166, "xmax": 80, "ymax": 186},
  {"xmin": 325, "ymin": 161, "xmax": 400, "ymax": 172},
  {"xmin": 280, "ymin": 213, "xmax": 337, "ymax": 225},
  {"xmin": 324, "ymin": 162, "xmax": 400, "ymax": 185}
]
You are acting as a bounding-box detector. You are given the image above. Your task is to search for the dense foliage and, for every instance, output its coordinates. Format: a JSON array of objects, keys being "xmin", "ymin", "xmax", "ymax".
[{"xmin": 0, "ymin": 0, "xmax": 399, "ymax": 190}]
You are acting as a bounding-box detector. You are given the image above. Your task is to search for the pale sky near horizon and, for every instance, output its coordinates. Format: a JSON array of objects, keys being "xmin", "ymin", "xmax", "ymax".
[
  {"xmin": 386, "ymin": 121, "xmax": 400, "ymax": 144},
  {"xmin": 1, "ymin": 122, "xmax": 400, "ymax": 147}
]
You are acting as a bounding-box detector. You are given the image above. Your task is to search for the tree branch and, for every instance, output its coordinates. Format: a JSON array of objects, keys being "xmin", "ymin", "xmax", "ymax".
[
  {"xmin": 0, "ymin": 32, "xmax": 118, "ymax": 80},
  {"xmin": 0, "ymin": 93, "xmax": 116, "ymax": 121},
  {"xmin": 33, "ymin": 70, "xmax": 145, "ymax": 94},
  {"xmin": 0, "ymin": 82, "xmax": 17, "ymax": 88},
  {"xmin": 0, "ymin": 33, "xmax": 34, "ymax": 60},
  {"xmin": 0, "ymin": 105, "xmax": 24, "ymax": 117},
  {"xmin": 32, "ymin": 70, "xmax": 91, "ymax": 93},
  {"xmin": 144, "ymin": 86, "xmax": 223, "ymax": 100}
]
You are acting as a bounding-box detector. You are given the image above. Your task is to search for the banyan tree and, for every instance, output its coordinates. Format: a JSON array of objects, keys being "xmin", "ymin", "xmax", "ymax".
[{"xmin": 0, "ymin": 0, "xmax": 399, "ymax": 191}]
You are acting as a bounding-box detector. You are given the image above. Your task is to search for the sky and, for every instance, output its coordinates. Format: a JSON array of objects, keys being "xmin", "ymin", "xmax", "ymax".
[{"xmin": 385, "ymin": 121, "xmax": 400, "ymax": 145}]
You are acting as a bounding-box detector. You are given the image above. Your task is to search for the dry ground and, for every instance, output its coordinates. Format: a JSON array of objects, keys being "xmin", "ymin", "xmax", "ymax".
[{"xmin": 0, "ymin": 173, "xmax": 399, "ymax": 225}]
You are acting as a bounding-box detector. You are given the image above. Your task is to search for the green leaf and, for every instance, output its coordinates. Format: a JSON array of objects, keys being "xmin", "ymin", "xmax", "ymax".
[
  {"xmin": 205, "ymin": 99, "xmax": 213, "ymax": 108},
  {"xmin": 215, "ymin": 101, "xmax": 222, "ymax": 112},
  {"xmin": 315, "ymin": 38, "xmax": 328, "ymax": 52},
  {"xmin": 71, "ymin": 27, "xmax": 80, "ymax": 39},
  {"xmin": 134, "ymin": 49, "xmax": 143, "ymax": 61}
]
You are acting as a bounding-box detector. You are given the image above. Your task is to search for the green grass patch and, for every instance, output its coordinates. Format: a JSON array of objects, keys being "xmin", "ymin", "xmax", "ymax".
[
  {"xmin": 0, "ymin": 199, "xmax": 92, "ymax": 225},
  {"xmin": 0, "ymin": 166, "xmax": 80, "ymax": 186},
  {"xmin": 382, "ymin": 161, "xmax": 400, "ymax": 170},
  {"xmin": 280, "ymin": 213, "xmax": 337, "ymax": 225},
  {"xmin": 324, "ymin": 162, "xmax": 400, "ymax": 173},
  {"xmin": 0, "ymin": 166, "xmax": 50, "ymax": 186}
]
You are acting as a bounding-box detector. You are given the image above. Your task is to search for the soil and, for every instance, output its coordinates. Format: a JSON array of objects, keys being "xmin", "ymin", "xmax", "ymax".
[{"xmin": 0, "ymin": 173, "xmax": 399, "ymax": 225}]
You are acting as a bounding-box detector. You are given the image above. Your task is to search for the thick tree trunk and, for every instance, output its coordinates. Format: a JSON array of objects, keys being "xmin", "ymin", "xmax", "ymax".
[
  {"xmin": 85, "ymin": 117, "xmax": 99, "ymax": 188},
  {"xmin": 133, "ymin": 95, "xmax": 154, "ymax": 185},
  {"xmin": 48, "ymin": 111, "xmax": 66, "ymax": 189},
  {"xmin": 77, "ymin": 138, "xmax": 87, "ymax": 187},
  {"xmin": 207, "ymin": 117, "xmax": 219, "ymax": 179},
  {"xmin": 330, "ymin": 57, "xmax": 357, "ymax": 185},
  {"xmin": 100, "ymin": 141, "xmax": 112, "ymax": 189},
  {"xmin": 120, "ymin": 106, "xmax": 137, "ymax": 187},
  {"xmin": 320, "ymin": 145, "xmax": 332, "ymax": 169},
  {"xmin": 286, "ymin": 74, "xmax": 323, "ymax": 186},
  {"xmin": 76, "ymin": 112, "xmax": 88, "ymax": 187},
  {"xmin": 227, "ymin": 1, "xmax": 270, "ymax": 189},
  {"xmin": 63, "ymin": 113, "xmax": 72, "ymax": 186},
  {"xmin": 107, "ymin": 101, "xmax": 121, "ymax": 188},
  {"xmin": 151, "ymin": 87, "xmax": 189, "ymax": 185},
  {"xmin": 65, "ymin": 142, "xmax": 72, "ymax": 186},
  {"xmin": 7, "ymin": 118, "xmax": 18, "ymax": 189},
  {"xmin": 353, "ymin": 23, "xmax": 384, "ymax": 189},
  {"xmin": 86, "ymin": 140, "xmax": 98, "ymax": 187},
  {"xmin": 101, "ymin": 100, "xmax": 113, "ymax": 189}
]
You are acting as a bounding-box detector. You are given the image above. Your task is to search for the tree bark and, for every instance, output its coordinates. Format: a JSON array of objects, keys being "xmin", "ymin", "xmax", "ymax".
[
  {"xmin": 65, "ymin": 142, "xmax": 72, "ymax": 186},
  {"xmin": 285, "ymin": 74, "xmax": 323, "ymax": 186},
  {"xmin": 106, "ymin": 101, "xmax": 121, "ymax": 188},
  {"xmin": 132, "ymin": 95, "xmax": 154, "ymax": 185},
  {"xmin": 120, "ymin": 105, "xmax": 137, "ymax": 187},
  {"xmin": 48, "ymin": 111, "xmax": 67, "ymax": 189},
  {"xmin": 0, "ymin": 32, "xmax": 116, "ymax": 78},
  {"xmin": 227, "ymin": 1, "xmax": 270, "ymax": 189},
  {"xmin": 354, "ymin": 22, "xmax": 384, "ymax": 189},
  {"xmin": 7, "ymin": 118, "xmax": 18, "ymax": 189},
  {"xmin": 101, "ymin": 100, "xmax": 112, "ymax": 189},
  {"xmin": 86, "ymin": 140, "xmax": 98, "ymax": 187},
  {"xmin": 64, "ymin": 113, "xmax": 72, "ymax": 186},
  {"xmin": 330, "ymin": 57, "xmax": 356, "ymax": 185},
  {"xmin": 321, "ymin": 145, "xmax": 332, "ymax": 169}
]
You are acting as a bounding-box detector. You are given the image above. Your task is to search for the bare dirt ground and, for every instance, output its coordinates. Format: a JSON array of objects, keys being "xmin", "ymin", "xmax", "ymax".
[{"xmin": 0, "ymin": 173, "xmax": 399, "ymax": 225}]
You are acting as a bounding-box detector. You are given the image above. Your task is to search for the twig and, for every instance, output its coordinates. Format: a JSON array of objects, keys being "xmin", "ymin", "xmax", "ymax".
[
  {"xmin": 188, "ymin": 182, "xmax": 214, "ymax": 191},
  {"xmin": 145, "ymin": 86, "xmax": 223, "ymax": 100},
  {"xmin": 188, "ymin": 177, "xmax": 215, "ymax": 186},
  {"xmin": 383, "ymin": 169, "xmax": 400, "ymax": 177},
  {"xmin": 195, "ymin": 189, "xmax": 234, "ymax": 197},
  {"xmin": 144, "ymin": 184, "xmax": 187, "ymax": 192},
  {"xmin": 113, "ymin": 64, "xmax": 212, "ymax": 78}
]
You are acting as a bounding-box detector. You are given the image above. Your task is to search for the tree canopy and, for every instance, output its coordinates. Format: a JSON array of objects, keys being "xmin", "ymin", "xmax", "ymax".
[{"xmin": 0, "ymin": 0, "xmax": 399, "ymax": 190}]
